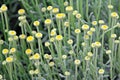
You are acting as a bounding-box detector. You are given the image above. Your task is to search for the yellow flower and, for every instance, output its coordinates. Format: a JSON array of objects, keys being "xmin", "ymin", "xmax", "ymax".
[
  {"xmin": 64, "ymin": 21, "xmax": 70, "ymax": 27},
  {"xmin": 101, "ymin": 25, "xmax": 108, "ymax": 31},
  {"xmin": 87, "ymin": 52, "xmax": 93, "ymax": 57},
  {"xmin": 0, "ymin": 74, "xmax": 3, "ymax": 79},
  {"xmin": 0, "ymin": 4, "xmax": 8, "ymax": 12},
  {"xmin": 19, "ymin": 34, "xmax": 26, "ymax": 39},
  {"xmin": 44, "ymin": 54, "xmax": 50, "ymax": 59},
  {"xmin": 55, "ymin": 35, "xmax": 63, "ymax": 41},
  {"xmin": 74, "ymin": 59, "xmax": 81, "ymax": 65},
  {"xmin": 98, "ymin": 69, "xmax": 105, "ymax": 75},
  {"xmin": 45, "ymin": 42, "xmax": 50, "ymax": 47},
  {"xmin": 111, "ymin": 12, "xmax": 119, "ymax": 18},
  {"xmin": 26, "ymin": 36, "xmax": 34, "ymax": 43},
  {"xmin": 108, "ymin": 5, "xmax": 113, "ymax": 9},
  {"xmin": 49, "ymin": 62, "xmax": 55, "ymax": 67},
  {"xmin": 44, "ymin": 19, "xmax": 52, "ymax": 25},
  {"xmin": 47, "ymin": 6, "xmax": 53, "ymax": 11},
  {"xmin": 34, "ymin": 69, "xmax": 40, "ymax": 74},
  {"xmin": 10, "ymin": 48, "xmax": 16, "ymax": 54},
  {"xmin": 64, "ymin": 71, "xmax": 70, "ymax": 76},
  {"xmin": 18, "ymin": 16, "xmax": 26, "ymax": 21},
  {"xmin": 69, "ymin": 50, "xmax": 74, "ymax": 55},
  {"xmin": 66, "ymin": 6, "xmax": 73, "ymax": 12},
  {"xmin": 111, "ymin": 34, "xmax": 117, "ymax": 39},
  {"xmin": 98, "ymin": 20, "xmax": 104, "ymax": 24},
  {"xmin": 91, "ymin": 43, "xmax": 95, "ymax": 48},
  {"xmin": 75, "ymin": 29, "xmax": 81, "ymax": 34},
  {"xmin": 72, "ymin": 10, "xmax": 78, "ymax": 15},
  {"xmin": 50, "ymin": 31, "xmax": 56, "ymax": 36},
  {"xmin": 50, "ymin": 37, "xmax": 55, "ymax": 42},
  {"xmin": 87, "ymin": 31, "xmax": 93, "ymax": 36},
  {"xmin": 8, "ymin": 37, "xmax": 13, "ymax": 42},
  {"xmin": 81, "ymin": 42, "xmax": 86, "ymax": 47},
  {"xmin": 90, "ymin": 27, "xmax": 95, "ymax": 32},
  {"xmin": 0, "ymin": 40, "xmax": 4, "ymax": 45},
  {"xmin": 67, "ymin": 39, "xmax": 73, "ymax": 45},
  {"xmin": 52, "ymin": 8, "xmax": 59, "ymax": 14},
  {"xmin": 33, "ymin": 21, "xmax": 40, "ymax": 27},
  {"xmin": 14, "ymin": 36, "xmax": 19, "ymax": 41},
  {"xmin": 25, "ymin": 49, "xmax": 32, "ymax": 55},
  {"xmin": 82, "ymin": 24, "xmax": 89, "ymax": 30},
  {"xmin": 8, "ymin": 30, "xmax": 16, "ymax": 36},
  {"xmin": 64, "ymin": 1, "xmax": 69, "ymax": 6},
  {"xmin": 114, "ymin": 40, "xmax": 119, "ymax": 44},
  {"xmin": 41, "ymin": 7, "xmax": 46, "ymax": 12},
  {"xmin": 33, "ymin": 53, "xmax": 40, "ymax": 60},
  {"xmin": 35, "ymin": 32, "xmax": 43, "ymax": 38},
  {"xmin": 56, "ymin": 13, "xmax": 66, "ymax": 19},
  {"xmin": 85, "ymin": 56, "xmax": 90, "ymax": 61},
  {"xmin": 29, "ymin": 70, "xmax": 34, "ymax": 75},
  {"xmin": 62, "ymin": 55, "xmax": 67, "ymax": 59},
  {"xmin": 2, "ymin": 49, "xmax": 9, "ymax": 55},
  {"xmin": 6, "ymin": 56, "xmax": 13, "ymax": 63},
  {"xmin": 92, "ymin": 21, "xmax": 97, "ymax": 26},
  {"xmin": 106, "ymin": 50, "xmax": 111, "ymax": 55},
  {"xmin": 76, "ymin": 13, "xmax": 81, "ymax": 19},
  {"xmin": 95, "ymin": 41, "xmax": 101, "ymax": 47},
  {"xmin": 18, "ymin": 9, "xmax": 25, "ymax": 15},
  {"xmin": 84, "ymin": 35, "xmax": 89, "ymax": 40}
]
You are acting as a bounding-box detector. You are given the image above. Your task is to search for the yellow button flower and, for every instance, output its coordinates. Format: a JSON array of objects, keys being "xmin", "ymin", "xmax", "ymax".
[
  {"xmin": 106, "ymin": 50, "xmax": 111, "ymax": 55},
  {"xmin": 45, "ymin": 42, "xmax": 50, "ymax": 47},
  {"xmin": 35, "ymin": 32, "xmax": 43, "ymax": 38},
  {"xmin": 95, "ymin": 41, "xmax": 101, "ymax": 47},
  {"xmin": 76, "ymin": 13, "xmax": 81, "ymax": 19},
  {"xmin": 19, "ymin": 34, "xmax": 26, "ymax": 39},
  {"xmin": 98, "ymin": 69, "xmax": 105, "ymax": 75},
  {"xmin": 87, "ymin": 52, "xmax": 93, "ymax": 57},
  {"xmin": 66, "ymin": 6, "xmax": 73, "ymax": 12},
  {"xmin": 73, "ymin": 10, "xmax": 78, "ymax": 15},
  {"xmin": 2, "ymin": 49, "xmax": 9, "ymax": 55},
  {"xmin": 64, "ymin": 21, "xmax": 70, "ymax": 27},
  {"xmin": 108, "ymin": 4, "xmax": 113, "ymax": 9},
  {"xmin": 98, "ymin": 20, "xmax": 104, "ymax": 24},
  {"xmin": 55, "ymin": 35, "xmax": 63, "ymax": 41},
  {"xmin": 85, "ymin": 56, "xmax": 90, "ymax": 61},
  {"xmin": 50, "ymin": 31, "xmax": 56, "ymax": 36},
  {"xmin": 82, "ymin": 24, "xmax": 89, "ymax": 30},
  {"xmin": 33, "ymin": 21, "xmax": 40, "ymax": 27},
  {"xmin": 41, "ymin": 7, "xmax": 46, "ymax": 12},
  {"xmin": 8, "ymin": 30, "xmax": 16, "ymax": 36},
  {"xmin": 18, "ymin": 9, "xmax": 25, "ymax": 15},
  {"xmin": 49, "ymin": 62, "xmax": 55, "ymax": 67},
  {"xmin": 10, "ymin": 48, "xmax": 16, "ymax": 54},
  {"xmin": 0, "ymin": 40, "xmax": 4, "ymax": 45},
  {"xmin": 33, "ymin": 53, "xmax": 40, "ymax": 60},
  {"xmin": 52, "ymin": 8, "xmax": 59, "ymax": 14},
  {"xmin": 0, "ymin": 4, "xmax": 8, "ymax": 12},
  {"xmin": 101, "ymin": 25, "xmax": 108, "ymax": 31},
  {"xmin": 67, "ymin": 39, "xmax": 73, "ymax": 45},
  {"xmin": 26, "ymin": 36, "xmax": 34, "ymax": 43},
  {"xmin": 56, "ymin": 13, "xmax": 66, "ymax": 19},
  {"xmin": 25, "ymin": 49, "xmax": 32, "ymax": 55},
  {"xmin": 111, "ymin": 12, "xmax": 119, "ymax": 18},
  {"xmin": 75, "ymin": 29, "xmax": 81, "ymax": 34},
  {"xmin": 64, "ymin": 1, "xmax": 69, "ymax": 6},
  {"xmin": 6, "ymin": 56, "xmax": 13, "ymax": 63},
  {"xmin": 62, "ymin": 55, "xmax": 67, "ymax": 59},
  {"xmin": 74, "ymin": 59, "xmax": 81, "ymax": 65},
  {"xmin": 111, "ymin": 34, "xmax": 117, "ymax": 39},
  {"xmin": 47, "ymin": 6, "xmax": 53, "ymax": 11},
  {"xmin": 50, "ymin": 37, "xmax": 55, "ymax": 42},
  {"xmin": 44, "ymin": 19, "xmax": 52, "ymax": 25},
  {"xmin": 90, "ymin": 27, "xmax": 96, "ymax": 32},
  {"xmin": 92, "ymin": 21, "xmax": 97, "ymax": 26},
  {"xmin": 87, "ymin": 31, "xmax": 93, "ymax": 36},
  {"xmin": 64, "ymin": 71, "xmax": 70, "ymax": 76}
]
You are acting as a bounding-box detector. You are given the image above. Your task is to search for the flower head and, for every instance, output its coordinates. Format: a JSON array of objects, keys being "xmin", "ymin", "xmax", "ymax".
[
  {"xmin": 18, "ymin": 9, "xmax": 25, "ymax": 15},
  {"xmin": 2, "ymin": 49, "xmax": 9, "ymax": 55},
  {"xmin": 101, "ymin": 25, "xmax": 108, "ymax": 31},
  {"xmin": 74, "ymin": 59, "xmax": 81, "ymax": 65},
  {"xmin": 55, "ymin": 35, "xmax": 63, "ymax": 41},
  {"xmin": 75, "ymin": 29, "xmax": 81, "ymax": 34},
  {"xmin": 98, "ymin": 69, "xmax": 105, "ymax": 75},
  {"xmin": 35, "ymin": 32, "xmax": 43, "ymax": 38},
  {"xmin": 0, "ymin": 4, "xmax": 8, "ymax": 12},
  {"xmin": 6, "ymin": 56, "xmax": 13, "ymax": 63},
  {"xmin": 26, "ymin": 36, "xmax": 34, "ymax": 43},
  {"xmin": 44, "ymin": 19, "xmax": 52, "ymax": 25},
  {"xmin": 33, "ymin": 21, "xmax": 40, "ymax": 27},
  {"xmin": 82, "ymin": 24, "xmax": 89, "ymax": 30}
]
